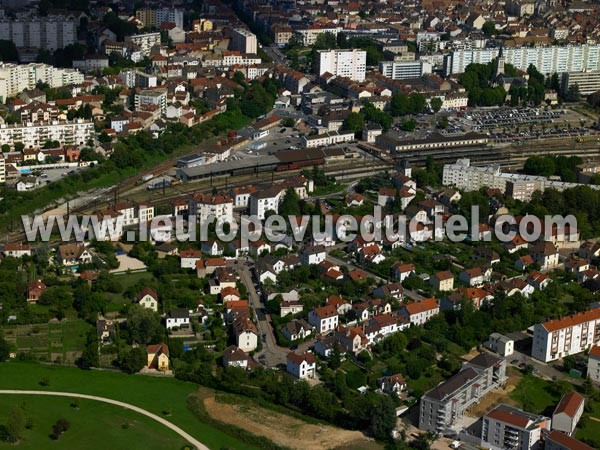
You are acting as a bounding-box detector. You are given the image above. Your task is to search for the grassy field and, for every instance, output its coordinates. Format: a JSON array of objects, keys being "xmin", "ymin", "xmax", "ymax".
[
  {"xmin": 576, "ymin": 397, "xmax": 600, "ymax": 446},
  {"xmin": 3, "ymin": 320, "xmax": 92, "ymax": 364},
  {"xmin": 0, "ymin": 395, "xmax": 188, "ymax": 450},
  {"xmin": 510, "ymin": 374, "xmax": 600, "ymax": 448},
  {"xmin": 0, "ymin": 362, "xmax": 255, "ymax": 450},
  {"xmin": 509, "ymin": 374, "xmax": 560, "ymax": 416}
]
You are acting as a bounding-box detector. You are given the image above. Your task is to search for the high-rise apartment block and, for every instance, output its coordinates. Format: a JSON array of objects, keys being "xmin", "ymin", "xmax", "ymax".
[
  {"xmin": 317, "ymin": 49, "xmax": 367, "ymax": 82},
  {"xmin": 0, "ymin": 14, "xmax": 77, "ymax": 51},
  {"xmin": 231, "ymin": 29, "xmax": 258, "ymax": 55}
]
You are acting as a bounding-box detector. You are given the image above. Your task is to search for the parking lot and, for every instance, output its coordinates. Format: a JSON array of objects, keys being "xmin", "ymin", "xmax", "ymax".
[
  {"xmin": 447, "ymin": 107, "xmax": 596, "ymax": 143},
  {"xmin": 22, "ymin": 165, "xmax": 90, "ymax": 185},
  {"xmin": 235, "ymin": 125, "xmax": 305, "ymax": 159}
]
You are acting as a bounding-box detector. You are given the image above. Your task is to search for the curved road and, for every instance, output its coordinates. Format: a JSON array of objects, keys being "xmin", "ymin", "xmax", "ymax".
[{"xmin": 0, "ymin": 390, "xmax": 209, "ymax": 450}]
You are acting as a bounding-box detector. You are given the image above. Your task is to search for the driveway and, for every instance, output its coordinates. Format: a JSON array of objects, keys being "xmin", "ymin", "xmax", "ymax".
[{"xmin": 0, "ymin": 390, "xmax": 208, "ymax": 450}]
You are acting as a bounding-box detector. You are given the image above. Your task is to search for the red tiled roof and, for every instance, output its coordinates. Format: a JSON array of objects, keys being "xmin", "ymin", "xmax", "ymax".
[
  {"xmin": 404, "ymin": 298, "xmax": 438, "ymax": 315},
  {"xmin": 287, "ymin": 351, "xmax": 315, "ymax": 365},
  {"xmin": 547, "ymin": 430, "xmax": 594, "ymax": 450},
  {"xmin": 486, "ymin": 407, "xmax": 530, "ymax": 428},
  {"xmin": 542, "ymin": 309, "xmax": 600, "ymax": 332},
  {"xmin": 554, "ymin": 391, "xmax": 585, "ymax": 418}
]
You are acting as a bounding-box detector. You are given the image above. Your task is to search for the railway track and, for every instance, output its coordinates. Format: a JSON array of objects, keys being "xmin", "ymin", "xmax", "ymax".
[{"xmin": 6, "ymin": 136, "xmax": 600, "ymax": 244}]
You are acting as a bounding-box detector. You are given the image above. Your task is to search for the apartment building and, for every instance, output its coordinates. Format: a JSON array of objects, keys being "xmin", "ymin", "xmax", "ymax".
[
  {"xmin": 302, "ymin": 131, "xmax": 354, "ymax": 148},
  {"xmin": 135, "ymin": 8, "xmax": 184, "ymax": 29},
  {"xmin": 125, "ymin": 33, "xmax": 161, "ymax": 55},
  {"xmin": 189, "ymin": 192, "xmax": 234, "ymax": 223},
  {"xmin": 0, "ymin": 120, "xmax": 93, "ymax": 149},
  {"xmin": 0, "ymin": 155, "xmax": 5, "ymax": 183},
  {"xmin": 531, "ymin": 309, "xmax": 600, "ymax": 362},
  {"xmin": 589, "ymin": 345, "xmax": 600, "ymax": 383},
  {"xmin": 248, "ymin": 185, "xmax": 283, "ymax": 220},
  {"xmin": 561, "ymin": 70, "xmax": 600, "ymax": 96},
  {"xmin": 546, "ymin": 430, "xmax": 594, "ymax": 450},
  {"xmin": 445, "ymin": 44, "xmax": 600, "ymax": 75},
  {"xmin": 0, "ymin": 63, "xmax": 84, "ymax": 103},
  {"xmin": 442, "ymin": 159, "xmax": 600, "ymax": 198},
  {"xmin": 419, "ymin": 353, "xmax": 507, "ymax": 433},
  {"xmin": 317, "ymin": 49, "xmax": 367, "ymax": 82},
  {"xmin": 481, "ymin": 404, "xmax": 549, "ymax": 450},
  {"xmin": 231, "ymin": 29, "xmax": 258, "ymax": 55},
  {"xmin": 295, "ymin": 26, "xmax": 342, "ymax": 46},
  {"xmin": 0, "ymin": 14, "xmax": 76, "ymax": 50},
  {"xmin": 379, "ymin": 61, "xmax": 432, "ymax": 80},
  {"xmin": 135, "ymin": 89, "xmax": 167, "ymax": 114}
]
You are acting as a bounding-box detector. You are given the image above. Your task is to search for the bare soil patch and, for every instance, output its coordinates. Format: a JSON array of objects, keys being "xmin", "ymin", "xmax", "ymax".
[{"xmin": 202, "ymin": 392, "xmax": 380, "ymax": 450}]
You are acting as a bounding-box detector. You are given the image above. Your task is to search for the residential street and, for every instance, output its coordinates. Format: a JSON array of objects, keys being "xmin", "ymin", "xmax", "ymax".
[{"xmin": 236, "ymin": 263, "xmax": 289, "ymax": 367}]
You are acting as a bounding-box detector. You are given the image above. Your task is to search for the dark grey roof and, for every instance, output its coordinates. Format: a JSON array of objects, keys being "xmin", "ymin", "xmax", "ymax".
[
  {"xmin": 424, "ymin": 368, "xmax": 479, "ymax": 401},
  {"xmin": 467, "ymin": 352, "xmax": 502, "ymax": 369}
]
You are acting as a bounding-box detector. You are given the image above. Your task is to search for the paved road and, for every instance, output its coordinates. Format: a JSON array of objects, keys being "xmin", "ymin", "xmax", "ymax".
[
  {"xmin": 0, "ymin": 390, "xmax": 209, "ymax": 450},
  {"xmin": 236, "ymin": 264, "xmax": 289, "ymax": 367}
]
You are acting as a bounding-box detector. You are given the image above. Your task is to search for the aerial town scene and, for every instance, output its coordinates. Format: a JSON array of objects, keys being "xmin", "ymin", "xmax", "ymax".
[{"xmin": 2, "ymin": 0, "xmax": 600, "ymax": 449}]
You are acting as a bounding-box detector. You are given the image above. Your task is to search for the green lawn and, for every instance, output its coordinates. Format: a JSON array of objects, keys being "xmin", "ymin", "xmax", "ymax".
[
  {"xmin": 510, "ymin": 375, "xmax": 600, "ymax": 448},
  {"xmin": 576, "ymin": 395, "xmax": 600, "ymax": 448},
  {"xmin": 0, "ymin": 362, "xmax": 255, "ymax": 450},
  {"xmin": 509, "ymin": 374, "xmax": 560, "ymax": 416},
  {"xmin": 0, "ymin": 395, "xmax": 188, "ymax": 450}
]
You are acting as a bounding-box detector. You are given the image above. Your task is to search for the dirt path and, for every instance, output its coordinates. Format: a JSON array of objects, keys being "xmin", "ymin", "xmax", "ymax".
[{"xmin": 203, "ymin": 394, "xmax": 380, "ymax": 450}]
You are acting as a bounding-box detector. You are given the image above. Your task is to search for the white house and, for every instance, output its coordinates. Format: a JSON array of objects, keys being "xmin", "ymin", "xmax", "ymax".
[
  {"xmin": 286, "ymin": 351, "xmax": 316, "ymax": 379},
  {"xmin": 179, "ymin": 248, "xmax": 203, "ymax": 269},
  {"xmin": 308, "ymin": 305, "xmax": 339, "ymax": 333},
  {"xmin": 552, "ymin": 391, "xmax": 585, "ymax": 436},
  {"xmin": 378, "ymin": 373, "xmax": 407, "ymax": 395},
  {"xmin": 137, "ymin": 287, "xmax": 159, "ymax": 312},
  {"xmin": 233, "ymin": 316, "xmax": 258, "ymax": 352},
  {"xmin": 300, "ymin": 245, "xmax": 327, "ymax": 265},
  {"xmin": 399, "ymin": 298, "xmax": 439, "ymax": 326},
  {"xmin": 484, "ymin": 333, "xmax": 514, "ymax": 357},
  {"xmin": 223, "ymin": 345, "xmax": 250, "ymax": 369},
  {"xmin": 2, "ymin": 243, "xmax": 32, "ymax": 258},
  {"xmin": 166, "ymin": 309, "xmax": 190, "ymax": 330}
]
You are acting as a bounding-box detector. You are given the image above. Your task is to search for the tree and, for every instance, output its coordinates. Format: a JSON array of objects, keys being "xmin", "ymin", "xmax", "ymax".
[
  {"xmin": 0, "ymin": 40, "xmax": 17, "ymax": 62},
  {"xmin": 5, "ymin": 406, "xmax": 25, "ymax": 443},
  {"xmin": 0, "ymin": 336, "xmax": 9, "ymax": 362},
  {"xmin": 566, "ymin": 84, "xmax": 581, "ymax": 102},
  {"xmin": 369, "ymin": 395, "xmax": 396, "ymax": 440},
  {"xmin": 79, "ymin": 330, "xmax": 99, "ymax": 369},
  {"xmin": 430, "ymin": 97, "xmax": 443, "ymax": 114},
  {"xmin": 122, "ymin": 347, "xmax": 147, "ymax": 374},
  {"xmin": 279, "ymin": 186, "xmax": 301, "ymax": 216},
  {"xmin": 341, "ymin": 112, "xmax": 365, "ymax": 136},
  {"xmin": 482, "ymin": 21, "xmax": 496, "ymax": 37},
  {"xmin": 125, "ymin": 305, "xmax": 164, "ymax": 345},
  {"xmin": 50, "ymin": 418, "xmax": 70, "ymax": 440},
  {"xmin": 400, "ymin": 118, "xmax": 417, "ymax": 131}
]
